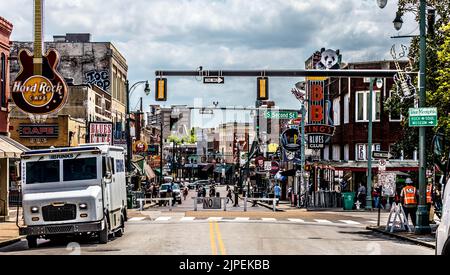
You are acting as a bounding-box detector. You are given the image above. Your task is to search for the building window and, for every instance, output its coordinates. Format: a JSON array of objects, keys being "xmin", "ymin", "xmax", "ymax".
[
  {"xmin": 1, "ymin": 53, "xmax": 6, "ymax": 108},
  {"xmin": 344, "ymin": 144, "xmax": 349, "ymax": 161},
  {"xmin": 323, "ymin": 145, "xmax": 330, "ymax": 161},
  {"xmin": 356, "ymin": 144, "xmax": 381, "ymax": 161},
  {"xmin": 333, "ymin": 98, "xmax": 340, "ymax": 126},
  {"xmin": 332, "ymin": 145, "xmax": 340, "ymax": 161},
  {"xmin": 344, "ymin": 93, "xmax": 349, "ymax": 124},
  {"xmin": 355, "ymin": 91, "xmax": 381, "ymax": 122}
]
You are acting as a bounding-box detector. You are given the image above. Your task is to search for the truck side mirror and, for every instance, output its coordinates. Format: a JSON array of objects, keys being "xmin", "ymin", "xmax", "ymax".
[{"xmin": 105, "ymin": 172, "xmax": 112, "ymax": 184}]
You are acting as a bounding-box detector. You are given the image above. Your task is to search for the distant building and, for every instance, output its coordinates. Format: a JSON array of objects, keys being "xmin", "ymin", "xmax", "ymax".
[
  {"xmin": 313, "ymin": 60, "xmax": 418, "ymax": 192},
  {"xmin": 9, "ymin": 33, "xmax": 128, "ymax": 148}
]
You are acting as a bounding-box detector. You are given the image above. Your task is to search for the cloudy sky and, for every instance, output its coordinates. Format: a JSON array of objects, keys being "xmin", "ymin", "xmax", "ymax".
[{"xmin": 0, "ymin": 0, "xmax": 415, "ymax": 127}]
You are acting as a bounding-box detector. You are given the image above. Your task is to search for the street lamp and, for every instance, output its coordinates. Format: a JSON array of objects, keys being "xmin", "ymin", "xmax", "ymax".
[
  {"xmin": 379, "ymin": 0, "xmax": 431, "ymax": 234},
  {"xmin": 292, "ymin": 83, "xmax": 307, "ymax": 208},
  {"xmin": 393, "ymin": 12, "xmax": 404, "ymax": 31},
  {"xmin": 377, "ymin": 0, "xmax": 387, "ymax": 9},
  {"xmin": 126, "ymin": 80, "xmax": 151, "ymax": 175}
]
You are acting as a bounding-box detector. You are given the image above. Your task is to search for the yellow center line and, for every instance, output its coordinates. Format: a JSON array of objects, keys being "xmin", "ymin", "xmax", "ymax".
[
  {"xmin": 209, "ymin": 221, "xmax": 217, "ymax": 255},
  {"xmin": 214, "ymin": 222, "xmax": 227, "ymax": 255}
]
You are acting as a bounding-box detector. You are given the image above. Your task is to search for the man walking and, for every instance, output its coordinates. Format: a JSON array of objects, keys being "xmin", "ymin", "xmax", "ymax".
[
  {"xmin": 400, "ymin": 178, "xmax": 418, "ymax": 226},
  {"xmin": 274, "ymin": 183, "xmax": 281, "ymax": 206},
  {"xmin": 357, "ymin": 183, "xmax": 367, "ymax": 208}
]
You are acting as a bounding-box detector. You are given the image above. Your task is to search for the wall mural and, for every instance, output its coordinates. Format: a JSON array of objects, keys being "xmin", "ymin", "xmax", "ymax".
[{"xmin": 84, "ymin": 70, "xmax": 111, "ymax": 91}]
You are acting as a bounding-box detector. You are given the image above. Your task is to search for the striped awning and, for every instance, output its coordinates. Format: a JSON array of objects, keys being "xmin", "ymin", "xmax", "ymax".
[{"xmin": 0, "ymin": 135, "xmax": 29, "ymax": 158}]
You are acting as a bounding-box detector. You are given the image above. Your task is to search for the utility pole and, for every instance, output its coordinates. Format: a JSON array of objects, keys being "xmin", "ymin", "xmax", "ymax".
[
  {"xmin": 366, "ymin": 78, "xmax": 374, "ymax": 210},
  {"xmin": 126, "ymin": 81, "xmax": 132, "ymax": 174},
  {"xmin": 416, "ymin": 0, "xmax": 431, "ymax": 234},
  {"xmin": 160, "ymin": 113, "xmax": 164, "ymax": 185}
]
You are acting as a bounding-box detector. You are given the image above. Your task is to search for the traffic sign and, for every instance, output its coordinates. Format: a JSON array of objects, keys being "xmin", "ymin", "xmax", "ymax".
[
  {"xmin": 409, "ymin": 108, "xmax": 438, "ymax": 127},
  {"xmin": 203, "ymin": 76, "xmax": 225, "ymax": 84},
  {"xmin": 372, "ymin": 151, "xmax": 391, "ymax": 159},
  {"xmin": 378, "ymin": 159, "xmax": 387, "ymax": 172},
  {"xmin": 265, "ymin": 111, "xmax": 299, "ymax": 120}
]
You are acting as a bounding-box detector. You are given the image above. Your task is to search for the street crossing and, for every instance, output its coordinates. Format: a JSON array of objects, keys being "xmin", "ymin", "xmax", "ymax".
[{"xmin": 127, "ymin": 216, "xmax": 378, "ymax": 227}]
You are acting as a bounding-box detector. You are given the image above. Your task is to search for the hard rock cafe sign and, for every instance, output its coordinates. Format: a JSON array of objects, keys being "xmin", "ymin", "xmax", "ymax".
[{"xmin": 12, "ymin": 0, "xmax": 68, "ymax": 118}]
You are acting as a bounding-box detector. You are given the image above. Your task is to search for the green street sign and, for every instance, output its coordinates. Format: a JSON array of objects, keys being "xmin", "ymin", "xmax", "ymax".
[
  {"xmin": 265, "ymin": 111, "xmax": 299, "ymax": 120},
  {"xmin": 409, "ymin": 108, "xmax": 438, "ymax": 127}
]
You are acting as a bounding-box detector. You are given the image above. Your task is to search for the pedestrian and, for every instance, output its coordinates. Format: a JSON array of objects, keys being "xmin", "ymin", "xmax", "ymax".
[
  {"xmin": 274, "ymin": 183, "xmax": 281, "ymax": 206},
  {"xmin": 426, "ymin": 181, "xmax": 434, "ymax": 223},
  {"xmin": 183, "ymin": 187, "xmax": 188, "ymax": 201},
  {"xmin": 227, "ymin": 188, "xmax": 234, "ymax": 204},
  {"xmin": 400, "ymin": 178, "xmax": 418, "ymax": 226},
  {"xmin": 166, "ymin": 183, "xmax": 173, "ymax": 206},
  {"xmin": 372, "ymin": 186, "xmax": 380, "ymax": 209},
  {"xmin": 357, "ymin": 183, "xmax": 367, "ymax": 208},
  {"xmin": 287, "ymin": 186, "xmax": 292, "ymax": 205},
  {"xmin": 226, "ymin": 184, "xmax": 230, "ymax": 192}
]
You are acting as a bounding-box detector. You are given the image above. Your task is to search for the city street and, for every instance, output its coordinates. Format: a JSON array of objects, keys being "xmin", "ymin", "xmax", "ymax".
[
  {"xmin": 0, "ymin": 211, "xmax": 433, "ymax": 255},
  {"xmin": 1, "ymin": 0, "xmax": 449, "ymax": 258},
  {"xmin": 0, "ymin": 187, "xmax": 434, "ymax": 255}
]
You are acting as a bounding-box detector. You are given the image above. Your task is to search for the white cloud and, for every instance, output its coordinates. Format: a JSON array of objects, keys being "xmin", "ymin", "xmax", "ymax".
[{"xmin": 1, "ymin": 0, "xmax": 416, "ymax": 126}]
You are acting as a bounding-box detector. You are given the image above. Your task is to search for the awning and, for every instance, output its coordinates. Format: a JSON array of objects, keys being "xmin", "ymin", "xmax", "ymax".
[
  {"xmin": 154, "ymin": 168, "xmax": 162, "ymax": 176},
  {"xmin": 143, "ymin": 163, "xmax": 156, "ymax": 180},
  {"xmin": 0, "ymin": 135, "xmax": 29, "ymax": 158},
  {"xmin": 214, "ymin": 164, "xmax": 232, "ymax": 173},
  {"xmin": 202, "ymin": 163, "xmax": 214, "ymax": 172}
]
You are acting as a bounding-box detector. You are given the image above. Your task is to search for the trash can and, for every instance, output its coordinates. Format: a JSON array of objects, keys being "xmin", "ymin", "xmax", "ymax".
[{"xmin": 342, "ymin": 192, "xmax": 355, "ymax": 210}]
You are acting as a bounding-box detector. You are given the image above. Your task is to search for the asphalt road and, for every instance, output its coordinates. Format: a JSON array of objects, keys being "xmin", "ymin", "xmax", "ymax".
[
  {"xmin": 0, "ymin": 218, "xmax": 433, "ymax": 255},
  {"xmin": 0, "ymin": 186, "xmax": 433, "ymax": 255}
]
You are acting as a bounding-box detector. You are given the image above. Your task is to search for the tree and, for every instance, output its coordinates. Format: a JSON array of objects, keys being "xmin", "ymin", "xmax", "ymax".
[{"xmin": 385, "ymin": 0, "xmax": 450, "ymax": 167}]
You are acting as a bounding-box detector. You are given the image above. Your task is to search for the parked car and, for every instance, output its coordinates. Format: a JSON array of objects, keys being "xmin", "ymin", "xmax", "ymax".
[
  {"xmin": 159, "ymin": 183, "xmax": 182, "ymax": 204},
  {"xmin": 437, "ymin": 178, "xmax": 450, "ymax": 255},
  {"xmin": 188, "ymin": 180, "xmax": 210, "ymax": 190}
]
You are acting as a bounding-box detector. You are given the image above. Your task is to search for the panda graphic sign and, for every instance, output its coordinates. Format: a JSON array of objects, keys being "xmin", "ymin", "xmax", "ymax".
[{"xmin": 305, "ymin": 49, "xmax": 341, "ymax": 149}]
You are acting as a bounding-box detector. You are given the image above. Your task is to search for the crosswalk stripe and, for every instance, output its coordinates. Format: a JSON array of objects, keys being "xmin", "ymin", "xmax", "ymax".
[
  {"xmin": 234, "ymin": 217, "xmax": 250, "ymax": 221},
  {"xmin": 180, "ymin": 217, "xmax": 196, "ymax": 222},
  {"xmin": 367, "ymin": 221, "xmax": 378, "ymax": 224},
  {"xmin": 339, "ymin": 220, "xmax": 361, "ymax": 225},
  {"xmin": 262, "ymin": 218, "xmax": 277, "ymax": 222},
  {"xmin": 155, "ymin": 217, "xmax": 171, "ymax": 222},
  {"xmin": 207, "ymin": 217, "xmax": 223, "ymax": 221},
  {"xmin": 128, "ymin": 217, "xmax": 146, "ymax": 222},
  {"xmin": 288, "ymin": 219, "xmax": 305, "ymax": 223},
  {"xmin": 314, "ymin": 219, "xmax": 333, "ymax": 224}
]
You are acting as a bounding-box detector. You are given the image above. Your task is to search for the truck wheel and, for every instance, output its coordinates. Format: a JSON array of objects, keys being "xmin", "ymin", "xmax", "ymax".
[
  {"xmin": 98, "ymin": 217, "xmax": 109, "ymax": 244},
  {"xmin": 27, "ymin": 236, "xmax": 38, "ymax": 249},
  {"xmin": 115, "ymin": 215, "xmax": 125, "ymax": 237}
]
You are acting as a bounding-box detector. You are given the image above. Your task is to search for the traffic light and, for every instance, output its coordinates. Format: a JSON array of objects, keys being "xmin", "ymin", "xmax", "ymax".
[
  {"xmin": 257, "ymin": 77, "xmax": 269, "ymax": 101},
  {"xmin": 155, "ymin": 78, "xmax": 167, "ymax": 101}
]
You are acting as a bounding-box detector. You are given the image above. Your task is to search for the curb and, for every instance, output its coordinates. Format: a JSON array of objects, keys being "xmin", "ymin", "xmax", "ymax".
[
  {"xmin": 366, "ymin": 226, "xmax": 436, "ymax": 249},
  {"xmin": 0, "ymin": 237, "xmax": 22, "ymax": 248},
  {"xmin": 254, "ymin": 201, "xmax": 285, "ymax": 212}
]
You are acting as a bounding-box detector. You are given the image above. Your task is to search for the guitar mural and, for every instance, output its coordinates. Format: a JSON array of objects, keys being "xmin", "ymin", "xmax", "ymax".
[
  {"xmin": 391, "ymin": 44, "xmax": 416, "ymax": 100},
  {"xmin": 12, "ymin": 0, "xmax": 68, "ymax": 117}
]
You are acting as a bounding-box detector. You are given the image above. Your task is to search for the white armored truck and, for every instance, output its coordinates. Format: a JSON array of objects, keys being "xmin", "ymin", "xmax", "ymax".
[{"xmin": 19, "ymin": 144, "xmax": 127, "ymax": 248}]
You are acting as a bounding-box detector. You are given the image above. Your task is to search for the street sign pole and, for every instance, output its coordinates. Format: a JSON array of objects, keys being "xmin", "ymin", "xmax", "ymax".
[
  {"xmin": 416, "ymin": 0, "xmax": 431, "ymax": 235},
  {"xmin": 366, "ymin": 78, "xmax": 374, "ymax": 210}
]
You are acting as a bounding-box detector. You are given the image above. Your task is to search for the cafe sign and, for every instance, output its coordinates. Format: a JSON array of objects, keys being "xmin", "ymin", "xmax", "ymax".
[{"xmin": 19, "ymin": 124, "xmax": 59, "ymax": 138}]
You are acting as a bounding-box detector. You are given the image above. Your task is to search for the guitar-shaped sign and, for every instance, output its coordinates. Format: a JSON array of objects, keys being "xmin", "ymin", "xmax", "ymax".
[
  {"xmin": 391, "ymin": 45, "xmax": 416, "ymax": 100},
  {"xmin": 12, "ymin": 0, "xmax": 68, "ymax": 116}
]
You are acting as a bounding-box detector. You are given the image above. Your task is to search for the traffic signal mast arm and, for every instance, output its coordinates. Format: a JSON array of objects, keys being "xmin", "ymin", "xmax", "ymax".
[{"xmin": 155, "ymin": 69, "xmax": 398, "ymax": 78}]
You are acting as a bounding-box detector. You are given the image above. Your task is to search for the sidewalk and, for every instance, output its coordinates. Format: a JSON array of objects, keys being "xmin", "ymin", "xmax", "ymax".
[
  {"xmin": 366, "ymin": 225, "xmax": 437, "ymax": 249},
  {"xmin": 0, "ymin": 222, "xmax": 21, "ymax": 248}
]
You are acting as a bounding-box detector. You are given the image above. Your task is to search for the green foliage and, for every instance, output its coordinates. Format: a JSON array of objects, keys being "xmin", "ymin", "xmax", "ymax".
[
  {"xmin": 384, "ymin": 1, "xmax": 450, "ymax": 167},
  {"xmin": 167, "ymin": 128, "xmax": 197, "ymax": 145}
]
